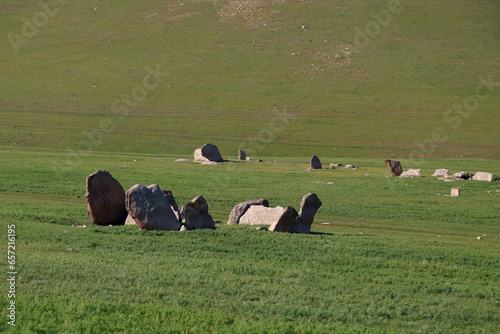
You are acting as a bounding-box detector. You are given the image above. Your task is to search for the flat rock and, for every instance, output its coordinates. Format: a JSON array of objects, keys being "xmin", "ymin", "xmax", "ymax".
[
  {"xmin": 201, "ymin": 161, "xmax": 219, "ymax": 165},
  {"xmin": 239, "ymin": 206, "xmax": 286, "ymax": 225},
  {"xmin": 294, "ymin": 193, "xmax": 322, "ymax": 234},
  {"xmin": 227, "ymin": 198, "xmax": 269, "ymax": 225},
  {"xmin": 384, "ymin": 159, "xmax": 403, "ymax": 177},
  {"xmin": 175, "ymin": 159, "xmax": 190, "ymax": 162},
  {"xmin": 85, "ymin": 170, "xmax": 127, "ymax": 226},
  {"xmin": 472, "ymin": 172, "xmax": 494, "ymax": 182},
  {"xmin": 125, "ymin": 184, "xmax": 181, "ymax": 231},
  {"xmin": 269, "ymin": 206, "xmax": 298, "ymax": 232},
  {"xmin": 184, "ymin": 195, "xmax": 216, "ymax": 230},
  {"xmin": 400, "ymin": 169, "xmax": 422, "ymax": 177},
  {"xmin": 310, "ymin": 155, "xmax": 322, "ymax": 169},
  {"xmin": 432, "ymin": 169, "xmax": 449, "ymax": 177},
  {"xmin": 201, "ymin": 143, "xmax": 224, "ymax": 162}
]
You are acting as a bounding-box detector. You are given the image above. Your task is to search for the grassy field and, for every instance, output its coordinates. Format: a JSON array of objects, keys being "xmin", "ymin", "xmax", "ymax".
[
  {"xmin": 0, "ymin": 0, "xmax": 499, "ymax": 158},
  {"xmin": 0, "ymin": 149, "xmax": 499, "ymax": 333},
  {"xmin": 1, "ymin": 0, "xmax": 499, "ymax": 332}
]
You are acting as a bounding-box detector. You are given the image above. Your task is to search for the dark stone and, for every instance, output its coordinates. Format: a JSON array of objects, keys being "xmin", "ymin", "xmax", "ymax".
[
  {"xmin": 384, "ymin": 159, "xmax": 403, "ymax": 177},
  {"xmin": 201, "ymin": 143, "xmax": 224, "ymax": 162},
  {"xmin": 310, "ymin": 155, "xmax": 322, "ymax": 169}
]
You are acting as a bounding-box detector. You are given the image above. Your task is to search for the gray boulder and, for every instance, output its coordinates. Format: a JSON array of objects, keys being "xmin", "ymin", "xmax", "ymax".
[
  {"xmin": 227, "ymin": 198, "xmax": 269, "ymax": 225},
  {"xmin": 269, "ymin": 206, "xmax": 298, "ymax": 232},
  {"xmin": 295, "ymin": 193, "xmax": 322, "ymax": 234},
  {"xmin": 193, "ymin": 148, "xmax": 210, "ymax": 162},
  {"xmin": 184, "ymin": 195, "xmax": 216, "ymax": 230},
  {"xmin": 125, "ymin": 184, "xmax": 181, "ymax": 231},
  {"xmin": 472, "ymin": 172, "xmax": 494, "ymax": 182},
  {"xmin": 201, "ymin": 143, "xmax": 224, "ymax": 162},
  {"xmin": 239, "ymin": 206, "xmax": 286, "ymax": 225},
  {"xmin": 400, "ymin": 169, "xmax": 422, "ymax": 177},
  {"xmin": 432, "ymin": 169, "xmax": 450, "ymax": 177},
  {"xmin": 85, "ymin": 170, "xmax": 127, "ymax": 226},
  {"xmin": 310, "ymin": 155, "xmax": 322, "ymax": 169},
  {"xmin": 384, "ymin": 159, "xmax": 403, "ymax": 177}
]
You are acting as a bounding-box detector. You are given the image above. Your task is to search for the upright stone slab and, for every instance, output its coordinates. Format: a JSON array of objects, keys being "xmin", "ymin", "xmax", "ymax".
[
  {"xmin": 384, "ymin": 159, "xmax": 403, "ymax": 176},
  {"xmin": 451, "ymin": 188, "xmax": 460, "ymax": 197},
  {"xmin": 227, "ymin": 198, "xmax": 269, "ymax": 225},
  {"xmin": 310, "ymin": 155, "xmax": 322, "ymax": 169},
  {"xmin": 295, "ymin": 193, "xmax": 322, "ymax": 234},
  {"xmin": 184, "ymin": 195, "xmax": 216, "ymax": 230},
  {"xmin": 238, "ymin": 150, "xmax": 246, "ymax": 160},
  {"xmin": 201, "ymin": 143, "xmax": 224, "ymax": 162},
  {"xmin": 269, "ymin": 206, "xmax": 298, "ymax": 232},
  {"xmin": 239, "ymin": 206, "xmax": 286, "ymax": 225},
  {"xmin": 125, "ymin": 184, "xmax": 181, "ymax": 231},
  {"xmin": 85, "ymin": 170, "xmax": 127, "ymax": 226}
]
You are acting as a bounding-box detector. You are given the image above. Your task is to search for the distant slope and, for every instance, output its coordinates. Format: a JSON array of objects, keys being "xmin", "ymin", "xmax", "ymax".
[{"xmin": 1, "ymin": 0, "xmax": 499, "ymax": 158}]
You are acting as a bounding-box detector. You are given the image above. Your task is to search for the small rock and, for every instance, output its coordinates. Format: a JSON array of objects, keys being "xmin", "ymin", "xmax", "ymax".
[
  {"xmin": 432, "ymin": 169, "xmax": 450, "ymax": 177},
  {"xmin": 472, "ymin": 172, "xmax": 494, "ymax": 182},
  {"xmin": 451, "ymin": 188, "xmax": 460, "ymax": 197},
  {"xmin": 201, "ymin": 161, "xmax": 219, "ymax": 165},
  {"xmin": 400, "ymin": 169, "xmax": 422, "ymax": 178},
  {"xmin": 256, "ymin": 226, "xmax": 268, "ymax": 231},
  {"xmin": 175, "ymin": 159, "xmax": 190, "ymax": 162},
  {"xmin": 179, "ymin": 225, "xmax": 188, "ymax": 231}
]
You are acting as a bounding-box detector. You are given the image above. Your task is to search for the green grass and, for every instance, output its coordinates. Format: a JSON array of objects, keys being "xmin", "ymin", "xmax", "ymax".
[
  {"xmin": 0, "ymin": 149, "xmax": 499, "ymax": 332},
  {"xmin": 1, "ymin": 0, "xmax": 499, "ymax": 158}
]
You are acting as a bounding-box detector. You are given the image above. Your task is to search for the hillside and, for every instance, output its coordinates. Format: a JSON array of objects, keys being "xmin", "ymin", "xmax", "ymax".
[{"xmin": 1, "ymin": 0, "xmax": 499, "ymax": 158}]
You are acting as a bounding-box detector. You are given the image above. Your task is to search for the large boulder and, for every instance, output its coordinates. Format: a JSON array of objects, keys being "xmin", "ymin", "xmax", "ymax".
[
  {"xmin": 227, "ymin": 198, "xmax": 269, "ymax": 225},
  {"xmin": 201, "ymin": 143, "xmax": 224, "ymax": 162},
  {"xmin": 294, "ymin": 193, "xmax": 322, "ymax": 234},
  {"xmin": 125, "ymin": 184, "xmax": 181, "ymax": 231},
  {"xmin": 239, "ymin": 206, "xmax": 286, "ymax": 225},
  {"xmin": 269, "ymin": 206, "xmax": 298, "ymax": 232},
  {"xmin": 384, "ymin": 159, "xmax": 403, "ymax": 177},
  {"xmin": 310, "ymin": 155, "xmax": 322, "ymax": 169},
  {"xmin": 194, "ymin": 148, "xmax": 210, "ymax": 162},
  {"xmin": 472, "ymin": 172, "xmax": 494, "ymax": 182},
  {"xmin": 183, "ymin": 195, "xmax": 216, "ymax": 230},
  {"xmin": 85, "ymin": 170, "xmax": 127, "ymax": 226}
]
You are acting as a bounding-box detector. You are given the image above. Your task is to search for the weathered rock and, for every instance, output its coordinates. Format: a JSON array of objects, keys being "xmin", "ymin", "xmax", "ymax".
[
  {"xmin": 193, "ymin": 148, "xmax": 210, "ymax": 162},
  {"xmin": 329, "ymin": 163, "xmax": 337, "ymax": 169},
  {"xmin": 310, "ymin": 155, "xmax": 322, "ymax": 169},
  {"xmin": 125, "ymin": 184, "xmax": 181, "ymax": 231},
  {"xmin": 269, "ymin": 206, "xmax": 298, "ymax": 232},
  {"xmin": 432, "ymin": 169, "xmax": 449, "ymax": 177},
  {"xmin": 295, "ymin": 193, "xmax": 322, "ymax": 234},
  {"xmin": 238, "ymin": 150, "xmax": 246, "ymax": 160},
  {"xmin": 201, "ymin": 161, "xmax": 219, "ymax": 165},
  {"xmin": 201, "ymin": 143, "xmax": 224, "ymax": 162},
  {"xmin": 400, "ymin": 169, "xmax": 422, "ymax": 177},
  {"xmin": 239, "ymin": 206, "xmax": 286, "ymax": 225},
  {"xmin": 179, "ymin": 225, "xmax": 188, "ymax": 231},
  {"xmin": 85, "ymin": 170, "xmax": 127, "ymax": 226},
  {"xmin": 384, "ymin": 159, "xmax": 403, "ymax": 177},
  {"xmin": 184, "ymin": 195, "xmax": 216, "ymax": 230},
  {"xmin": 124, "ymin": 213, "xmax": 137, "ymax": 226},
  {"xmin": 227, "ymin": 198, "xmax": 269, "ymax": 225},
  {"xmin": 472, "ymin": 172, "xmax": 494, "ymax": 182},
  {"xmin": 345, "ymin": 164, "xmax": 358, "ymax": 169},
  {"xmin": 451, "ymin": 188, "xmax": 460, "ymax": 197},
  {"xmin": 162, "ymin": 190, "xmax": 179, "ymax": 213}
]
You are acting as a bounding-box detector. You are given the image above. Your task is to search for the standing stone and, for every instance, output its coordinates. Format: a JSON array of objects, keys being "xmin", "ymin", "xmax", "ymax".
[
  {"xmin": 85, "ymin": 170, "xmax": 127, "ymax": 226},
  {"xmin": 238, "ymin": 150, "xmax": 246, "ymax": 160},
  {"xmin": 451, "ymin": 188, "xmax": 460, "ymax": 197},
  {"xmin": 194, "ymin": 148, "xmax": 210, "ymax": 162},
  {"xmin": 201, "ymin": 143, "xmax": 224, "ymax": 162},
  {"xmin": 184, "ymin": 195, "xmax": 216, "ymax": 230},
  {"xmin": 125, "ymin": 184, "xmax": 181, "ymax": 231},
  {"xmin": 384, "ymin": 159, "xmax": 403, "ymax": 177},
  {"xmin": 295, "ymin": 193, "xmax": 322, "ymax": 234},
  {"xmin": 310, "ymin": 155, "xmax": 322, "ymax": 169},
  {"xmin": 269, "ymin": 206, "xmax": 298, "ymax": 232},
  {"xmin": 227, "ymin": 198, "xmax": 269, "ymax": 225},
  {"xmin": 239, "ymin": 206, "xmax": 286, "ymax": 225},
  {"xmin": 472, "ymin": 172, "xmax": 494, "ymax": 182}
]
